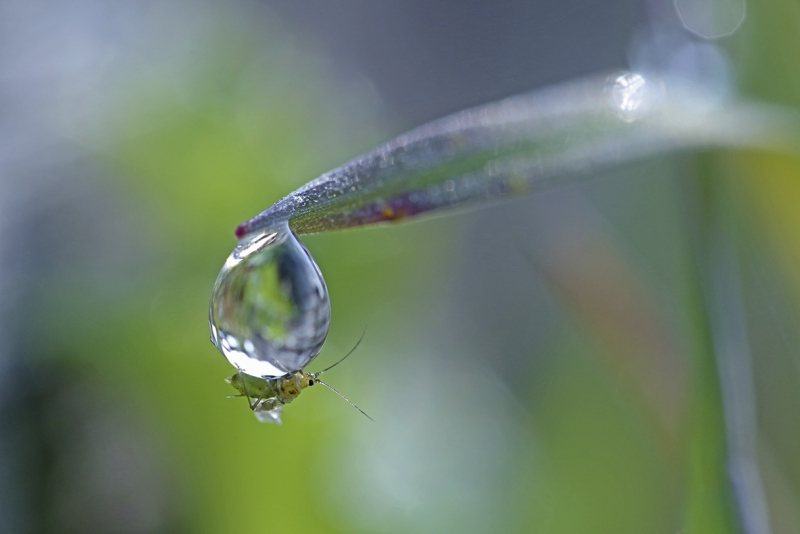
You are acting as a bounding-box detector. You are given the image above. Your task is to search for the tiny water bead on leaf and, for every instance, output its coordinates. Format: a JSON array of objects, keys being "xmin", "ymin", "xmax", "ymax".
[{"xmin": 209, "ymin": 225, "xmax": 330, "ymax": 379}]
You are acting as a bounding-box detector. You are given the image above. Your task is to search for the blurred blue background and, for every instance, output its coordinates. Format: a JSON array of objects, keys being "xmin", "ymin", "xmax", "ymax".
[{"xmin": 1, "ymin": 0, "xmax": 799, "ymax": 533}]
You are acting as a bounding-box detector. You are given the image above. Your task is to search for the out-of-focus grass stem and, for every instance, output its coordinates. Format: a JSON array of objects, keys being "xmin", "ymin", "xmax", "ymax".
[
  {"xmin": 707, "ymin": 168, "xmax": 772, "ymax": 534},
  {"xmin": 682, "ymin": 155, "xmax": 771, "ymax": 534}
]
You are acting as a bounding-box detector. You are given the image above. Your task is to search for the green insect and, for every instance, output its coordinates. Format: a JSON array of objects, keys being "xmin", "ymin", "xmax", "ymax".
[{"xmin": 225, "ymin": 333, "xmax": 372, "ymax": 424}]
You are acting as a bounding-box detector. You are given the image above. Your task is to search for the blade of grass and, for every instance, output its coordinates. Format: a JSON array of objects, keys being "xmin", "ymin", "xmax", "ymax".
[
  {"xmin": 682, "ymin": 155, "xmax": 771, "ymax": 534},
  {"xmin": 236, "ymin": 71, "xmax": 800, "ymax": 238}
]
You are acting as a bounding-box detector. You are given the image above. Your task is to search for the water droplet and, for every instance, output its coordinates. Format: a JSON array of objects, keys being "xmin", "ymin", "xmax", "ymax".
[
  {"xmin": 608, "ymin": 72, "xmax": 664, "ymax": 122},
  {"xmin": 610, "ymin": 72, "xmax": 647, "ymax": 121},
  {"xmin": 255, "ymin": 406, "xmax": 283, "ymax": 424},
  {"xmin": 209, "ymin": 225, "xmax": 330, "ymax": 378}
]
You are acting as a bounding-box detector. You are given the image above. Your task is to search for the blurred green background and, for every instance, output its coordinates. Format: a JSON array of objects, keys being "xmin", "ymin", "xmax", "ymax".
[{"xmin": 1, "ymin": 0, "xmax": 799, "ymax": 533}]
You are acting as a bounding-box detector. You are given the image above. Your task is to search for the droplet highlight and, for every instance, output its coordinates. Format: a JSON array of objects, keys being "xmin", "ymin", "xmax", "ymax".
[{"xmin": 608, "ymin": 72, "xmax": 665, "ymax": 123}]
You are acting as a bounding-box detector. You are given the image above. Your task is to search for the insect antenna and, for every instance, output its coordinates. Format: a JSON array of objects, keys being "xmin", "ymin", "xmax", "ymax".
[
  {"xmin": 311, "ymin": 377, "xmax": 374, "ymax": 422},
  {"xmin": 315, "ymin": 326, "xmax": 368, "ymax": 376}
]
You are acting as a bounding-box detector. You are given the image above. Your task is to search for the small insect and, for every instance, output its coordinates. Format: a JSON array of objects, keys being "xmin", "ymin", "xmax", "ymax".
[{"xmin": 225, "ymin": 331, "xmax": 372, "ymax": 424}]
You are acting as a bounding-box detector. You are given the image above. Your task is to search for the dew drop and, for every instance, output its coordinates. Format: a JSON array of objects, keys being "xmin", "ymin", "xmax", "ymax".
[
  {"xmin": 209, "ymin": 224, "xmax": 330, "ymax": 378},
  {"xmin": 608, "ymin": 72, "xmax": 664, "ymax": 122}
]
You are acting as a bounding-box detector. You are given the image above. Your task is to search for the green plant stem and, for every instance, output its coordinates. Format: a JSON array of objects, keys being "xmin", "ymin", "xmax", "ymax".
[{"xmin": 681, "ymin": 156, "xmax": 769, "ymax": 534}]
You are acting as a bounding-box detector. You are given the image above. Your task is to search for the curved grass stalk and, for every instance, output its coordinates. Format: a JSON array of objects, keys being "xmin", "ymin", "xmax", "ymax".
[{"xmin": 235, "ymin": 71, "xmax": 799, "ymax": 238}]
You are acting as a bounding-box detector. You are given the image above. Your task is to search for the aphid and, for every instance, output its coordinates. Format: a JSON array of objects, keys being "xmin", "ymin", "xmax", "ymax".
[{"xmin": 225, "ymin": 331, "xmax": 372, "ymax": 424}]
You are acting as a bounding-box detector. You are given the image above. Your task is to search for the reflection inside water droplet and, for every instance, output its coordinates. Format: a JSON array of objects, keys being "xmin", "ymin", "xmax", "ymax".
[{"xmin": 209, "ymin": 225, "xmax": 330, "ymax": 378}]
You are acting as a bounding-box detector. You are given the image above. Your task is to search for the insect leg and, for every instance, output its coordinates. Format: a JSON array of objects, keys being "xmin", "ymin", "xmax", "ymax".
[
  {"xmin": 251, "ymin": 377, "xmax": 279, "ymax": 410},
  {"xmin": 234, "ymin": 364, "xmax": 255, "ymax": 410},
  {"xmin": 272, "ymin": 377, "xmax": 286, "ymax": 404}
]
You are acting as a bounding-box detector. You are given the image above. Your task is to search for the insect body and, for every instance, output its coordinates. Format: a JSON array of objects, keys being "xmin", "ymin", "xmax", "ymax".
[
  {"xmin": 225, "ymin": 332, "xmax": 371, "ymax": 424},
  {"xmin": 226, "ymin": 371, "xmax": 316, "ymax": 424}
]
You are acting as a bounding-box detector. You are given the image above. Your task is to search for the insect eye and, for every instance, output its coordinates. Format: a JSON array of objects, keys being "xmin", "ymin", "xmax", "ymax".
[{"xmin": 308, "ymin": 380, "xmax": 314, "ymax": 386}]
